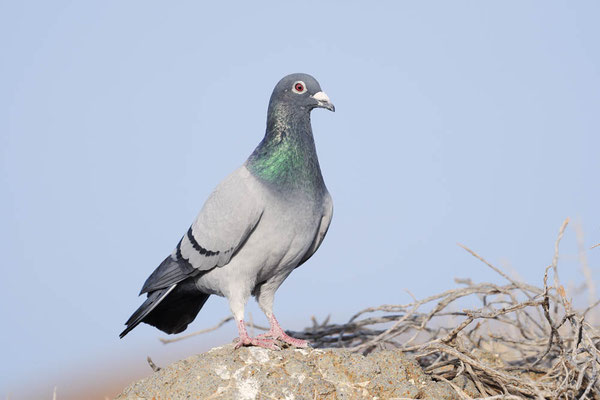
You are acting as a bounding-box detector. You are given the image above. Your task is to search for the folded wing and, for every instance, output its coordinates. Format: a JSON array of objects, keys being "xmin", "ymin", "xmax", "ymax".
[{"xmin": 140, "ymin": 167, "xmax": 264, "ymax": 295}]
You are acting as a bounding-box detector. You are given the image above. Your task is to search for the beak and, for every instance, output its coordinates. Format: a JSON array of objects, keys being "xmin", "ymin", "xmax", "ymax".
[{"xmin": 311, "ymin": 91, "xmax": 335, "ymax": 112}]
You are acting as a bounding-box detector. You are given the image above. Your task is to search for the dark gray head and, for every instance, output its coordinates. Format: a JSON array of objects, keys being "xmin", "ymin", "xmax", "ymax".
[
  {"xmin": 248, "ymin": 73, "xmax": 333, "ymax": 191},
  {"xmin": 269, "ymin": 73, "xmax": 335, "ymax": 113}
]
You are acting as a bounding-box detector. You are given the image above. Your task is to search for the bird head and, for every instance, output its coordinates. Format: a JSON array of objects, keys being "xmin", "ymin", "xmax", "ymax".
[{"xmin": 270, "ymin": 73, "xmax": 335, "ymax": 113}]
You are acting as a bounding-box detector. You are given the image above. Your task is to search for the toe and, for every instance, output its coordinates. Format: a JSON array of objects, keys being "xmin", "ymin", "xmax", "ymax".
[
  {"xmin": 234, "ymin": 336, "xmax": 280, "ymax": 350},
  {"xmin": 255, "ymin": 339, "xmax": 280, "ymax": 350},
  {"xmin": 278, "ymin": 334, "xmax": 309, "ymax": 348}
]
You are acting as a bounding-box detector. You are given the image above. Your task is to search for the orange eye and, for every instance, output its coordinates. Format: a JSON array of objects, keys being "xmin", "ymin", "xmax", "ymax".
[{"xmin": 292, "ymin": 81, "xmax": 306, "ymax": 94}]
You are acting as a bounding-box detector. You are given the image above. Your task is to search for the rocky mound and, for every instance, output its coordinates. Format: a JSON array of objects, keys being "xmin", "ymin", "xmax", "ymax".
[{"xmin": 116, "ymin": 344, "xmax": 479, "ymax": 399}]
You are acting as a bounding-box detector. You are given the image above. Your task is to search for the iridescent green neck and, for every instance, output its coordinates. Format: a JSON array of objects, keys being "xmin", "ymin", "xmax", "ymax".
[{"xmin": 246, "ymin": 102, "xmax": 324, "ymax": 193}]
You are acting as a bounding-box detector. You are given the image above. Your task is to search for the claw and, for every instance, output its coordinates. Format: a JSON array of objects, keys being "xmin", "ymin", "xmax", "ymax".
[
  {"xmin": 234, "ymin": 336, "xmax": 280, "ymax": 350},
  {"xmin": 234, "ymin": 319, "xmax": 280, "ymax": 350},
  {"xmin": 259, "ymin": 314, "xmax": 310, "ymax": 348}
]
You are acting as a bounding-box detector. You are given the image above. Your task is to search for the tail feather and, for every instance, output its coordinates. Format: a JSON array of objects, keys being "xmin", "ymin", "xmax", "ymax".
[
  {"xmin": 120, "ymin": 278, "xmax": 210, "ymax": 338},
  {"xmin": 120, "ymin": 286, "xmax": 176, "ymax": 338}
]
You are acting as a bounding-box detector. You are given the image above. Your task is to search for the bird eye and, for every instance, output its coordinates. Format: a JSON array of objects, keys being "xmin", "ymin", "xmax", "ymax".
[{"xmin": 292, "ymin": 81, "xmax": 306, "ymax": 94}]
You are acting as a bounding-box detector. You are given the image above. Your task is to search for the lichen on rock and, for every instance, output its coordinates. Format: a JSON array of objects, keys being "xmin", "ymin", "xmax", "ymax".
[{"xmin": 115, "ymin": 344, "xmax": 479, "ymax": 399}]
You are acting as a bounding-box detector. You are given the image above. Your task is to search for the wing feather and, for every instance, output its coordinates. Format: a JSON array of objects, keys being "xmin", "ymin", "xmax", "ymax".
[
  {"xmin": 178, "ymin": 166, "xmax": 263, "ymax": 270},
  {"xmin": 140, "ymin": 166, "xmax": 263, "ymax": 294}
]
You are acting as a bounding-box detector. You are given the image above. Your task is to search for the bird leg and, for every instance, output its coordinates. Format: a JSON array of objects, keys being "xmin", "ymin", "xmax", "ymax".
[
  {"xmin": 257, "ymin": 314, "xmax": 309, "ymax": 348},
  {"xmin": 234, "ymin": 319, "xmax": 279, "ymax": 350}
]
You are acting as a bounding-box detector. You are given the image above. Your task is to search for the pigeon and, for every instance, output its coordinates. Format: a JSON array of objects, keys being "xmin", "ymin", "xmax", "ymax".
[{"xmin": 120, "ymin": 73, "xmax": 335, "ymax": 349}]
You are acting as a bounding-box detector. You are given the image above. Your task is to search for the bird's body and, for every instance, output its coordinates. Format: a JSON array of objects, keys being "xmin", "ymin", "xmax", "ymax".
[
  {"xmin": 120, "ymin": 73, "xmax": 334, "ymax": 349},
  {"xmin": 192, "ymin": 163, "xmax": 332, "ymax": 310}
]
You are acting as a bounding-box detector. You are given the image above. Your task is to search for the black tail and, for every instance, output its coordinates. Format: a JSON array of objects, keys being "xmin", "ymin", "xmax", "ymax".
[{"xmin": 120, "ymin": 278, "xmax": 210, "ymax": 338}]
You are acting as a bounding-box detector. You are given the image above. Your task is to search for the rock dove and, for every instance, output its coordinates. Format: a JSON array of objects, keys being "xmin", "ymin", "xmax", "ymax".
[{"xmin": 120, "ymin": 73, "xmax": 335, "ymax": 349}]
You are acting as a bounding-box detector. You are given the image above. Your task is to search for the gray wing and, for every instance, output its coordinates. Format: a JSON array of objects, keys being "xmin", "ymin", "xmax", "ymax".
[
  {"xmin": 298, "ymin": 191, "xmax": 333, "ymax": 266},
  {"xmin": 178, "ymin": 166, "xmax": 264, "ymax": 269},
  {"xmin": 141, "ymin": 167, "xmax": 264, "ymax": 294}
]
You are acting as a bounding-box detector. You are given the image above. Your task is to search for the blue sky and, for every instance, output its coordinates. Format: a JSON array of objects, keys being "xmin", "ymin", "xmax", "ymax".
[{"xmin": 1, "ymin": 1, "xmax": 599, "ymax": 398}]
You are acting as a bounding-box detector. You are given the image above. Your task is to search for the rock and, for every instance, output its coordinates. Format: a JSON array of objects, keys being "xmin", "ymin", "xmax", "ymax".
[{"xmin": 115, "ymin": 344, "xmax": 478, "ymax": 399}]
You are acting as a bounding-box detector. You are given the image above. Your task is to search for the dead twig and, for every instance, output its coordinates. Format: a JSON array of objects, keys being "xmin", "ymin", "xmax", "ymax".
[
  {"xmin": 147, "ymin": 356, "xmax": 161, "ymax": 372},
  {"xmin": 159, "ymin": 316, "xmax": 235, "ymax": 344}
]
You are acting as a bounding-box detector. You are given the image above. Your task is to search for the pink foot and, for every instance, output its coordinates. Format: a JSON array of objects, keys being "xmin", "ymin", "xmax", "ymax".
[
  {"xmin": 234, "ymin": 320, "xmax": 280, "ymax": 350},
  {"xmin": 234, "ymin": 336, "xmax": 279, "ymax": 350},
  {"xmin": 257, "ymin": 314, "xmax": 309, "ymax": 348}
]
